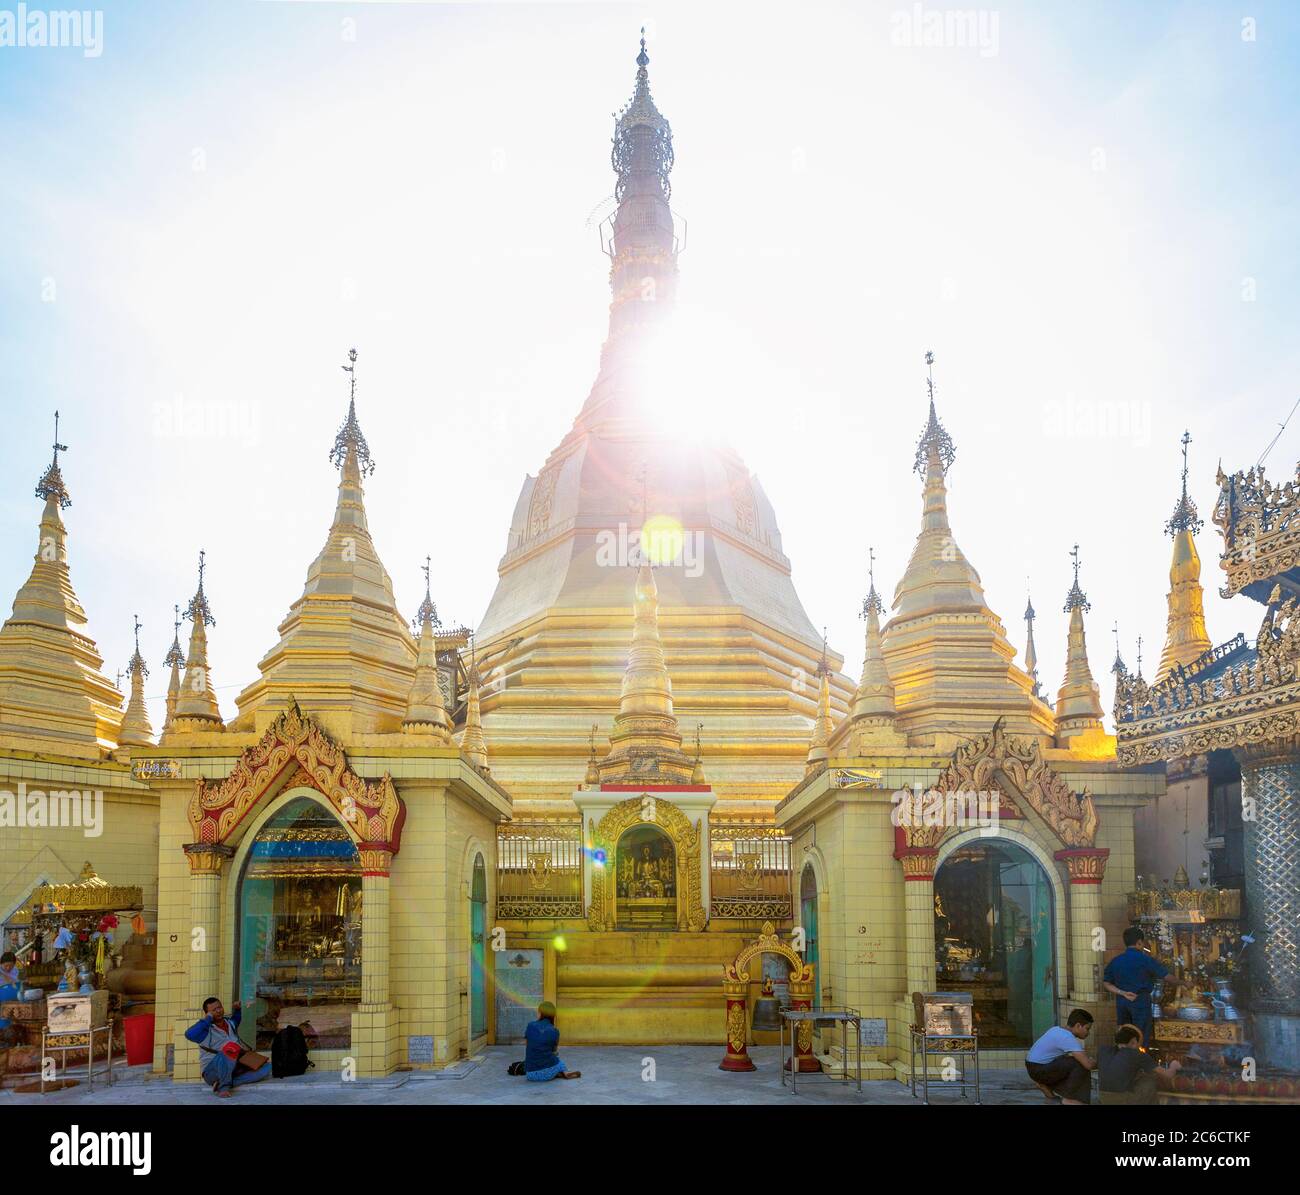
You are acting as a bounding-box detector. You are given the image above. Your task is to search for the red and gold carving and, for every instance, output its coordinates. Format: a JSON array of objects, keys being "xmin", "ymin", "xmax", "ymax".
[
  {"xmin": 186, "ymin": 699, "xmax": 405, "ymax": 856},
  {"xmin": 894, "ymin": 840, "xmax": 939, "ymax": 881},
  {"xmin": 1054, "ymin": 847, "xmax": 1109, "ymax": 884},
  {"xmin": 359, "ymin": 848, "xmax": 393, "ymax": 877},
  {"xmin": 720, "ymin": 922, "xmax": 818, "ymax": 1073},
  {"xmin": 719, "ymin": 982, "xmax": 754, "ymax": 1072}
]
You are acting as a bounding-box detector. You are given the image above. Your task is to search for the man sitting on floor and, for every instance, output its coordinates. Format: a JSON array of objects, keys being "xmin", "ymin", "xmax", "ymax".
[
  {"xmin": 185, "ymin": 997, "xmax": 271, "ymax": 1098},
  {"xmin": 1024, "ymin": 1008, "xmax": 1096, "ymax": 1105},
  {"xmin": 524, "ymin": 1001, "xmax": 581, "ymax": 1082},
  {"xmin": 1099, "ymin": 1024, "xmax": 1181, "ymax": 1104}
]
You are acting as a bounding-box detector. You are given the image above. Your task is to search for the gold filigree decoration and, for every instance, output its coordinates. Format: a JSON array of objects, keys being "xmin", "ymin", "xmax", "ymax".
[
  {"xmin": 726, "ymin": 1001, "xmax": 747, "ymax": 1052},
  {"xmin": 186, "ymin": 699, "xmax": 404, "ymax": 851},
  {"xmin": 709, "ymin": 899, "xmax": 794, "ymax": 920},
  {"xmin": 584, "ymin": 798, "xmax": 706, "ymax": 932},
  {"xmin": 906, "ymin": 718, "xmax": 1098, "ymax": 849},
  {"xmin": 723, "ymin": 921, "xmax": 814, "ymax": 986}
]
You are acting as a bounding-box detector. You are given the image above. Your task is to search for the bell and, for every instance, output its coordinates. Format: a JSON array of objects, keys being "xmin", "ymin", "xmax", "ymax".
[{"xmin": 751, "ymin": 995, "xmax": 782, "ymax": 1032}]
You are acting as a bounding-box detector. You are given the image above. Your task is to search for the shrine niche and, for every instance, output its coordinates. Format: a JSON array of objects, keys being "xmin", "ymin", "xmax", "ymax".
[
  {"xmin": 585, "ymin": 796, "xmax": 706, "ymax": 933},
  {"xmin": 615, "ymin": 824, "xmax": 677, "ymax": 929},
  {"xmin": 186, "ymin": 699, "xmax": 405, "ymax": 854}
]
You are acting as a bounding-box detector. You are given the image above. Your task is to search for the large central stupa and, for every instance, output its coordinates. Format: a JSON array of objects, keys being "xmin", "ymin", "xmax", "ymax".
[{"xmin": 475, "ymin": 37, "xmax": 851, "ymax": 811}]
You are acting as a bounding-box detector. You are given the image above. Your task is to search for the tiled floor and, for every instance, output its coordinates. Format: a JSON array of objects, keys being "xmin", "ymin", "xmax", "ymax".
[{"xmin": 4, "ymin": 1045, "xmax": 1045, "ymax": 1105}]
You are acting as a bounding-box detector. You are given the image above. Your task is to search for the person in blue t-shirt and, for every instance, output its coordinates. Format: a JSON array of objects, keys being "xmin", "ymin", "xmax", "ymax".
[
  {"xmin": 1024, "ymin": 1008, "xmax": 1096, "ymax": 1104},
  {"xmin": 524, "ymin": 1001, "xmax": 581, "ymax": 1082},
  {"xmin": 1103, "ymin": 926, "xmax": 1177, "ymax": 1048}
]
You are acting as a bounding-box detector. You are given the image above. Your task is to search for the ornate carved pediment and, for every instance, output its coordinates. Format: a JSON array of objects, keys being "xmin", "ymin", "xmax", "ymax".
[
  {"xmin": 898, "ymin": 718, "xmax": 1099, "ymax": 852},
  {"xmin": 585, "ymin": 796, "xmax": 706, "ymax": 932},
  {"xmin": 722, "ymin": 921, "xmax": 813, "ymax": 986},
  {"xmin": 187, "ymin": 699, "xmax": 405, "ymax": 852}
]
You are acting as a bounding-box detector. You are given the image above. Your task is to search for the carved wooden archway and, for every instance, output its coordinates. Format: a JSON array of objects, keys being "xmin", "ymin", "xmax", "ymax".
[
  {"xmin": 186, "ymin": 699, "xmax": 405, "ymax": 856},
  {"xmin": 720, "ymin": 921, "xmax": 817, "ymax": 1073},
  {"xmin": 585, "ymin": 796, "xmax": 706, "ymax": 933}
]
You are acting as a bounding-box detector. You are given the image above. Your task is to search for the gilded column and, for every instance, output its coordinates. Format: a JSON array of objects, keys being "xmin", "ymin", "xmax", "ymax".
[
  {"xmin": 1055, "ymin": 848, "xmax": 1108, "ymax": 1002},
  {"xmin": 182, "ymin": 844, "xmax": 233, "ymax": 1015},
  {"xmin": 899, "ymin": 848, "xmax": 939, "ymax": 997},
  {"xmin": 1236, "ymin": 743, "xmax": 1300, "ymax": 1072},
  {"xmin": 359, "ymin": 848, "xmax": 393, "ymax": 1008}
]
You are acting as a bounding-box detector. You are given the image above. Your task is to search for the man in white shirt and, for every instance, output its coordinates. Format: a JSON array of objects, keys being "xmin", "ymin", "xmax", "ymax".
[{"xmin": 1024, "ymin": 1008, "xmax": 1096, "ymax": 1104}]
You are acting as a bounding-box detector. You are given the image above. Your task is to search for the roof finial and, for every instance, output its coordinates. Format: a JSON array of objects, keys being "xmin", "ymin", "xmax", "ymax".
[
  {"xmin": 1111, "ymin": 620, "xmax": 1127, "ymax": 675},
  {"xmin": 35, "ymin": 409, "xmax": 71, "ymax": 509},
  {"xmin": 186, "ymin": 549, "xmax": 215, "ymax": 627},
  {"xmin": 914, "ymin": 349, "xmax": 956, "ymax": 476},
  {"xmin": 1024, "ymin": 577, "xmax": 1036, "ymax": 624},
  {"xmin": 413, "ymin": 554, "xmax": 439, "ymax": 631},
  {"xmin": 1064, "ymin": 542, "xmax": 1090, "ymax": 612},
  {"xmin": 330, "ymin": 347, "xmax": 376, "ymax": 477},
  {"xmin": 862, "ymin": 547, "xmax": 883, "ymax": 616},
  {"xmin": 1165, "ymin": 429, "xmax": 1203, "ymax": 536},
  {"xmin": 163, "ymin": 602, "xmax": 186, "ymax": 669},
  {"xmin": 817, "ymin": 626, "xmax": 830, "ymax": 677},
  {"xmin": 637, "ymin": 25, "xmax": 648, "ymax": 68},
  {"xmin": 1136, "ymin": 635, "xmax": 1144, "ymax": 679}
]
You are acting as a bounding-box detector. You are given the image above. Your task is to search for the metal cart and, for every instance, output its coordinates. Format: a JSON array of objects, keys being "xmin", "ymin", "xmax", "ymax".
[
  {"xmin": 779, "ymin": 1007, "xmax": 863, "ymax": 1095},
  {"xmin": 908, "ymin": 1025, "xmax": 980, "ymax": 1103}
]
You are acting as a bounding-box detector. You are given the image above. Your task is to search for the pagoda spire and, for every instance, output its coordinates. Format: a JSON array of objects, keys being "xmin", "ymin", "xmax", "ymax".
[
  {"xmin": 596, "ymin": 561, "xmax": 697, "ymax": 783},
  {"xmin": 1156, "ymin": 430, "xmax": 1212, "ymax": 683},
  {"xmin": 892, "ymin": 351, "xmax": 986, "ymax": 621},
  {"xmin": 1055, "ymin": 544, "xmax": 1105, "ymax": 742},
  {"xmin": 847, "ymin": 551, "xmax": 906, "ymax": 750},
  {"xmin": 0, "ymin": 413, "xmax": 122, "ymax": 754},
  {"xmin": 805, "ymin": 629, "xmax": 833, "ymax": 774},
  {"xmin": 403, "ymin": 556, "xmax": 452, "ymax": 739},
  {"xmin": 162, "ymin": 603, "xmax": 186, "ymax": 731},
  {"xmin": 119, "ymin": 614, "xmax": 154, "ymax": 747},
  {"xmin": 460, "ymin": 634, "xmax": 489, "ymax": 772},
  {"xmin": 1024, "ymin": 587, "xmax": 1041, "ymax": 698},
  {"xmin": 170, "ymin": 551, "xmax": 224, "ymax": 731}
]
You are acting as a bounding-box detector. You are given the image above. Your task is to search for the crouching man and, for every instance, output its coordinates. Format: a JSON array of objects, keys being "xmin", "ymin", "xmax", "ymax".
[
  {"xmin": 1024, "ymin": 1008, "xmax": 1096, "ymax": 1105},
  {"xmin": 185, "ymin": 997, "xmax": 271, "ymax": 1098}
]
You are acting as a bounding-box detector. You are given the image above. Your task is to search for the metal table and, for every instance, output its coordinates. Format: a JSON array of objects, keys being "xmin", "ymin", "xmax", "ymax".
[
  {"xmin": 40, "ymin": 1023, "xmax": 114, "ymax": 1094},
  {"xmin": 779, "ymin": 1008, "xmax": 862, "ymax": 1095},
  {"xmin": 908, "ymin": 1026, "xmax": 980, "ymax": 1104}
]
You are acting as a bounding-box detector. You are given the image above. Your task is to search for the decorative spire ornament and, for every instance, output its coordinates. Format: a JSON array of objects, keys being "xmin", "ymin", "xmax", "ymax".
[
  {"xmin": 805, "ymin": 628, "xmax": 833, "ymax": 775},
  {"xmin": 1056, "ymin": 543, "xmax": 1105, "ymax": 741},
  {"xmin": 120, "ymin": 614, "xmax": 154, "ymax": 746},
  {"xmin": 171, "ymin": 551, "xmax": 224, "ymax": 730},
  {"xmin": 1024, "ymin": 585, "xmax": 1041, "ymax": 698},
  {"xmin": 330, "ymin": 348, "xmax": 375, "ymax": 477},
  {"xmin": 35, "ymin": 410, "xmax": 71, "ymax": 509},
  {"xmin": 403, "ymin": 557, "xmax": 452, "ymax": 739},
  {"xmin": 1111, "ymin": 621, "xmax": 1127, "ymax": 676},
  {"xmin": 162, "ymin": 603, "xmax": 186, "ymax": 730},
  {"xmin": 1063, "ymin": 543, "xmax": 1090, "ymax": 613},
  {"xmin": 460, "ymin": 633, "xmax": 489, "ymax": 772},
  {"xmin": 413, "ymin": 554, "xmax": 440, "ymax": 632},
  {"xmin": 914, "ymin": 351, "xmax": 956, "ymax": 477},
  {"xmin": 1156, "ymin": 430, "xmax": 1212, "ymax": 683}
]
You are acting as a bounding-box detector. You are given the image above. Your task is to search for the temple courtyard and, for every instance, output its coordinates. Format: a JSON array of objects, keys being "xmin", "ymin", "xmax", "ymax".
[{"xmin": 2, "ymin": 1046, "xmax": 1041, "ymax": 1106}]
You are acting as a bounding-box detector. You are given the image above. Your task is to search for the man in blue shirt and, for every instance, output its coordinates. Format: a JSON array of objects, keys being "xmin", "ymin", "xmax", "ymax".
[
  {"xmin": 524, "ymin": 1001, "xmax": 581, "ymax": 1082},
  {"xmin": 1103, "ymin": 927, "xmax": 1174, "ymax": 1049},
  {"xmin": 184, "ymin": 997, "xmax": 271, "ymax": 1097}
]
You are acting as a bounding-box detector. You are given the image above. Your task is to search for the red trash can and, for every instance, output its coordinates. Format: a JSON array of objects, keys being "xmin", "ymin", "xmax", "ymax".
[{"xmin": 123, "ymin": 1014, "xmax": 155, "ymax": 1066}]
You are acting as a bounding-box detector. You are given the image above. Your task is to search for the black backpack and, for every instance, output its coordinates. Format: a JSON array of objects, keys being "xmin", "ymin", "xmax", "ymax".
[
  {"xmin": 507, "ymin": 1060, "xmax": 526, "ymax": 1076},
  {"xmin": 271, "ymin": 1025, "xmax": 313, "ymax": 1078}
]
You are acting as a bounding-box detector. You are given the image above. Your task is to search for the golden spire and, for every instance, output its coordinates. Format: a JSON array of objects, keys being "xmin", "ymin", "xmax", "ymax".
[
  {"xmin": 119, "ymin": 615, "xmax": 154, "ymax": 747},
  {"xmin": 847, "ymin": 551, "xmax": 906, "ymax": 750},
  {"xmin": 584, "ymin": 723, "xmax": 601, "ymax": 787},
  {"xmin": 162, "ymin": 603, "xmax": 185, "ymax": 730},
  {"xmin": 892, "ymin": 351, "xmax": 987, "ymax": 620},
  {"xmin": 460, "ymin": 634, "xmax": 489, "ymax": 771},
  {"xmin": 0, "ymin": 413, "xmax": 123, "ymax": 755},
  {"xmin": 1024, "ymin": 587, "xmax": 1041, "ymax": 697},
  {"xmin": 235, "ymin": 348, "xmax": 418, "ymax": 735},
  {"xmin": 170, "ymin": 550, "xmax": 224, "ymax": 731},
  {"xmin": 403, "ymin": 556, "xmax": 453, "ymax": 740},
  {"xmin": 1055, "ymin": 543, "xmax": 1105, "ymax": 741},
  {"xmin": 596, "ymin": 562, "xmax": 696, "ymax": 783},
  {"xmin": 805, "ymin": 629, "xmax": 832, "ymax": 774},
  {"xmin": 1156, "ymin": 430, "xmax": 1212, "ymax": 683}
]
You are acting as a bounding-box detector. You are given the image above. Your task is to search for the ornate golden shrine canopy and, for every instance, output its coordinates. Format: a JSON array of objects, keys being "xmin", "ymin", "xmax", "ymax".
[
  {"xmin": 187, "ymin": 699, "xmax": 405, "ymax": 852},
  {"xmin": 28, "ymin": 861, "xmax": 142, "ymax": 914}
]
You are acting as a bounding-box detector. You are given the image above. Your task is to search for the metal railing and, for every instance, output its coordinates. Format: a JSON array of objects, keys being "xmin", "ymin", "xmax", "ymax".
[
  {"xmin": 709, "ymin": 821, "xmax": 793, "ymax": 920},
  {"xmin": 496, "ymin": 819, "xmax": 584, "ymax": 919}
]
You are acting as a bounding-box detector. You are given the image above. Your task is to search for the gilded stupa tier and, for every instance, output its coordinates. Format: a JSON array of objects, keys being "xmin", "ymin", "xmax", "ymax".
[
  {"xmin": 594, "ymin": 562, "xmax": 700, "ymax": 784},
  {"xmin": 881, "ymin": 359, "xmax": 1053, "ymax": 745},
  {"xmin": 474, "ymin": 40, "xmax": 851, "ymax": 808},
  {"xmin": 234, "ymin": 352, "xmax": 417, "ymax": 739},
  {"xmin": 0, "ymin": 417, "xmax": 123, "ymax": 757},
  {"xmin": 118, "ymin": 615, "xmax": 154, "ymax": 747},
  {"xmin": 169, "ymin": 550, "xmax": 224, "ymax": 733},
  {"xmin": 1156, "ymin": 432, "xmax": 1212, "ymax": 683},
  {"xmin": 1055, "ymin": 545, "xmax": 1106, "ymax": 742}
]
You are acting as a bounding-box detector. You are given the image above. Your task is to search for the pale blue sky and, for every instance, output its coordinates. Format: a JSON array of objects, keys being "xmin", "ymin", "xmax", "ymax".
[{"xmin": 1, "ymin": 1, "xmax": 1298, "ymax": 730}]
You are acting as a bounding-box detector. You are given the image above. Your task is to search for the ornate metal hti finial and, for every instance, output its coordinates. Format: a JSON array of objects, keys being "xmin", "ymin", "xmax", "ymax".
[
  {"xmin": 1064, "ymin": 542, "xmax": 1091, "ymax": 613},
  {"xmin": 1136, "ymin": 635, "xmax": 1144, "ymax": 679},
  {"xmin": 413, "ymin": 554, "xmax": 439, "ymax": 631},
  {"xmin": 914, "ymin": 350, "xmax": 956, "ymax": 477},
  {"xmin": 330, "ymin": 347, "xmax": 376, "ymax": 477},
  {"xmin": 1165, "ymin": 429, "xmax": 1203, "ymax": 536},
  {"xmin": 163, "ymin": 602, "xmax": 186, "ymax": 669},
  {"xmin": 35, "ymin": 409, "xmax": 71, "ymax": 509},
  {"xmin": 186, "ymin": 549, "xmax": 215, "ymax": 627},
  {"xmin": 862, "ymin": 546, "xmax": 883, "ymax": 617},
  {"xmin": 128, "ymin": 614, "xmax": 149, "ymax": 679}
]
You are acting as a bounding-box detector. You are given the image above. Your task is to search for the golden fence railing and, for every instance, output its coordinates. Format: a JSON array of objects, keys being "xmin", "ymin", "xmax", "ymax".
[
  {"xmin": 496, "ymin": 819, "xmax": 585, "ymax": 919},
  {"xmin": 708, "ymin": 821, "xmax": 793, "ymax": 920}
]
